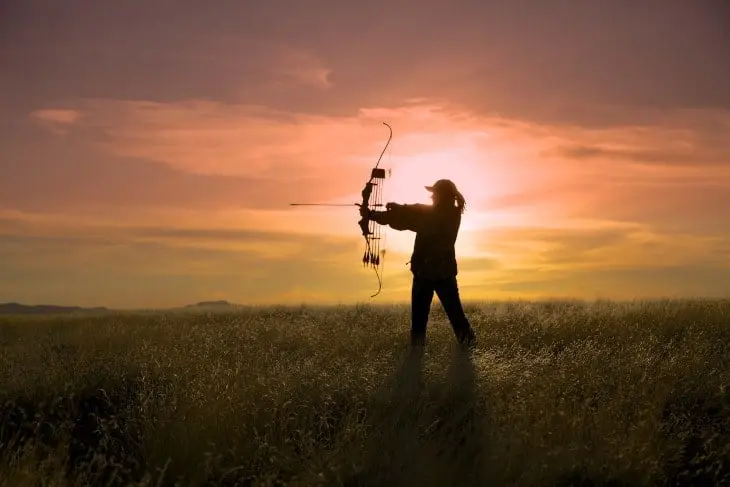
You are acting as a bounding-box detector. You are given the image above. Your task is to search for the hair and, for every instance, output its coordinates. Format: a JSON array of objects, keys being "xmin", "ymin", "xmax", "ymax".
[
  {"xmin": 454, "ymin": 190, "xmax": 466, "ymax": 214},
  {"xmin": 436, "ymin": 189, "xmax": 466, "ymax": 214}
]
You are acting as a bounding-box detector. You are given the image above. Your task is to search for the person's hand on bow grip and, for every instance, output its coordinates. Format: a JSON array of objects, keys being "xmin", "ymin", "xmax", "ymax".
[{"xmin": 359, "ymin": 204, "xmax": 372, "ymax": 219}]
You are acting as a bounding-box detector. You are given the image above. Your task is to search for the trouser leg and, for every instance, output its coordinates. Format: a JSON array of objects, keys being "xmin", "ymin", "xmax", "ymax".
[
  {"xmin": 434, "ymin": 277, "xmax": 476, "ymax": 345},
  {"xmin": 411, "ymin": 276, "xmax": 434, "ymax": 345}
]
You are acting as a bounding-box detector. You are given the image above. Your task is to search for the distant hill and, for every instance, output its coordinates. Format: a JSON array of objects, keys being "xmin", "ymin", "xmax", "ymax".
[
  {"xmin": 184, "ymin": 300, "xmax": 237, "ymax": 308},
  {"xmin": 0, "ymin": 300, "xmax": 243, "ymax": 315},
  {"xmin": 0, "ymin": 302, "xmax": 110, "ymax": 315}
]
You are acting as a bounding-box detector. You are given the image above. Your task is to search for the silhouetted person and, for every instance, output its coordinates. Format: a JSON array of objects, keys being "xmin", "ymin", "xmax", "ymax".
[{"xmin": 362, "ymin": 179, "xmax": 477, "ymax": 348}]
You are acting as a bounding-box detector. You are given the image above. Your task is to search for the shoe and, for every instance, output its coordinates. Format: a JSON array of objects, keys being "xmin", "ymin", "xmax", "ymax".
[
  {"xmin": 411, "ymin": 332, "xmax": 426, "ymax": 347},
  {"xmin": 458, "ymin": 330, "xmax": 477, "ymax": 351}
]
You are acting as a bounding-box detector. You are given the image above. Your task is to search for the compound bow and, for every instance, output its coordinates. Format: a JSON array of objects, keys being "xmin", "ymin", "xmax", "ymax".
[{"xmin": 291, "ymin": 121, "xmax": 392, "ymax": 298}]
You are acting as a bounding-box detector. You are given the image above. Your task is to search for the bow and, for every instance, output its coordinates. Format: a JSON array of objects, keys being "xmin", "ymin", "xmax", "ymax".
[
  {"xmin": 358, "ymin": 122, "xmax": 391, "ymax": 297},
  {"xmin": 290, "ymin": 122, "xmax": 392, "ymax": 298}
]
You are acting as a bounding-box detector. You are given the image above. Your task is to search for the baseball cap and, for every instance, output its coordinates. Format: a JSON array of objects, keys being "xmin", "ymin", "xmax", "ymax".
[{"xmin": 425, "ymin": 179, "xmax": 458, "ymax": 194}]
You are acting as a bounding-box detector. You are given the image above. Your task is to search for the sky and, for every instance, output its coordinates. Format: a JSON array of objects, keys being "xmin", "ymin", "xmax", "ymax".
[{"xmin": 1, "ymin": 0, "xmax": 729, "ymax": 308}]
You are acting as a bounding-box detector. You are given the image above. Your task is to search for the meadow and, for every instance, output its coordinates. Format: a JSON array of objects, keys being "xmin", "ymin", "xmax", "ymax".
[{"xmin": 1, "ymin": 300, "xmax": 729, "ymax": 486}]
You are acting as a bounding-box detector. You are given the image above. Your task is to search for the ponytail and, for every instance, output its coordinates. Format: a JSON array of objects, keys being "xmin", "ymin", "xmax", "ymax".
[{"xmin": 454, "ymin": 191, "xmax": 466, "ymax": 214}]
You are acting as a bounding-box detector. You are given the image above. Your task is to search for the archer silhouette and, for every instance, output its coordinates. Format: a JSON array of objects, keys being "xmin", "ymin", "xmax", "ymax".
[{"xmin": 362, "ymin": 179, "xmax": 477, "ymax": 348}]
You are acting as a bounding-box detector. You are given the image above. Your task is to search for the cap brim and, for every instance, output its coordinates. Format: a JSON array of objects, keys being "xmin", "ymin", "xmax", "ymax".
[{"xmin": 425, "ymin": 186, "xmax": 435, "ymax": 192}]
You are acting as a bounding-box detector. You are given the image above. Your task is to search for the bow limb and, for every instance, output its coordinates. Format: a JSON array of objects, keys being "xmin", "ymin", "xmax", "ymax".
[{"xmin": 375, "ymin": 122, "xmax": 392, "ymax": 170}]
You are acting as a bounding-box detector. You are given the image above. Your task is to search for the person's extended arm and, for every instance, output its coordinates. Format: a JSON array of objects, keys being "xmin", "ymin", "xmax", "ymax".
[{"xmin": 366, "ymin": 203, "xmax": 429, "ymax": 232}]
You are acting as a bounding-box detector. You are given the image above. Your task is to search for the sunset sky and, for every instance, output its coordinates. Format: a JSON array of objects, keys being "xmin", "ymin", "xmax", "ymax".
[{"xmin": 1, "ymin": 1, "xmax": 729, "ymax": 308}]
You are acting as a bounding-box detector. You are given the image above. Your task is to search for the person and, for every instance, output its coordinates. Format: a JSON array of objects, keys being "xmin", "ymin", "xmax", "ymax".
[{"xmin": 361, "ymin": 179, "xmax": 477, "ymax": 349}]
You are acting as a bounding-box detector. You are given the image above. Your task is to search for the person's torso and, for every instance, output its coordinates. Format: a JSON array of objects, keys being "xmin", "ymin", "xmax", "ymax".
[{"xmin": 410, "ymin": 206, "xmax": 461, "ymax": 278}]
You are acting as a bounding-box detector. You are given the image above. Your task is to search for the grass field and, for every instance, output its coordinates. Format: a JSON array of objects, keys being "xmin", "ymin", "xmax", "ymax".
[{"xmin": 1, "ymin": 300, "xmax": 729, "ymax": 486}]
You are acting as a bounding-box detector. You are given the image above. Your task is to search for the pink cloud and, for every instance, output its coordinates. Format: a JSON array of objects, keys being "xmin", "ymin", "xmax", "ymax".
[
  {"xmin": 272, "ymin": 46, "xmax": 333, "ymax": 89},
  {"xmin": 30, "ymin": 108, "xmax": 83, "ymax": 124},
  {"xmin": 21, "ymin": 98, "xmax": 730, "ymax": 257},
  {"xmin": 48, "ymin": 98, "xmax": 727, "ymax": 180},
  {"xmin": 29, "ymin": 109, "xmax": 84, "ymax": 135}
]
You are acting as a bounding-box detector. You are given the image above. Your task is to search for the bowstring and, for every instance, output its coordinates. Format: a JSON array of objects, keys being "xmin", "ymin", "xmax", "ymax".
[
  {"xmin": 381, "ymin": 137, "xmax": 391, "ymax": 291},
  {"xmin": 371, "ymin": 131, "xmax": 391, "ymax": 298},
  {"xmin": 376, "ymin": 172, "xmax": 383, "ymax": 292},
  {"xmin": 369, "ymin": 171, "xmax": 382, "ymax": 298}
]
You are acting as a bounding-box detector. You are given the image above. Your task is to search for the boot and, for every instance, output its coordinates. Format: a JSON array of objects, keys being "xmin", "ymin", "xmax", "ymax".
[
  {"xmin": 411, "ymin": 331, "xmax": 426, "ymax": 347},
  {"xmin": 458, "ymin": 328, "xmax": 476, "ymax": 350}
]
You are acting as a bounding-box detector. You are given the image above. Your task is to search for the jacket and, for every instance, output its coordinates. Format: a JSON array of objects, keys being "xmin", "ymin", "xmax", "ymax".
[{"xmin": 371, "ymin": 203, "xmax": 461, "ymax": 279}]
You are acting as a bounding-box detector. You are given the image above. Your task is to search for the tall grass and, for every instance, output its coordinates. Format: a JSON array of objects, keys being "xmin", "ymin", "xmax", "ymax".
[{"xmin": 1, "ymin": 300, "xmax": 729, "ymax": 486}]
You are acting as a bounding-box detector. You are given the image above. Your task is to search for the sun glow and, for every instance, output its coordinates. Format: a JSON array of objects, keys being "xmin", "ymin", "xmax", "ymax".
[
  {"xmin": 384, "ymin": 145, "xmax": 493, "ymax": 207},
  {"xmin": 367, "ymin": 141, "xmax": 505, "ymax": 260}
]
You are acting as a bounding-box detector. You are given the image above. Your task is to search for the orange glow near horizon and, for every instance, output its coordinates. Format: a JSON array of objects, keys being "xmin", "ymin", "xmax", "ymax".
[{"xmin": 4, "ymin": 99, "xmax": 730, "ymax": 307}]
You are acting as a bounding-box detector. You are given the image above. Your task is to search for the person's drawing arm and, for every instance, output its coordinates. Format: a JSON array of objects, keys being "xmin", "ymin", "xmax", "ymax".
[{"xmin": 367, "ymin": 203, "xmax": 428, "ymax": 232}]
